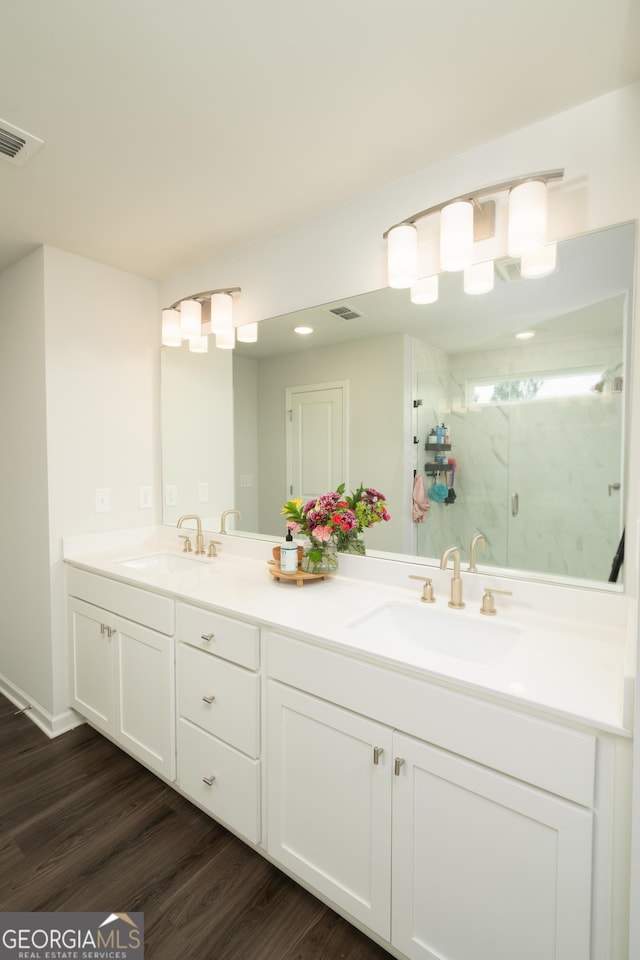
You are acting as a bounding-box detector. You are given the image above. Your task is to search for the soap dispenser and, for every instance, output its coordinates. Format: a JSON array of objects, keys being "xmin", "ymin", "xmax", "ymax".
[{"xmin": 280, "ymin": 529, "xmax": 299, "ymax": 573}]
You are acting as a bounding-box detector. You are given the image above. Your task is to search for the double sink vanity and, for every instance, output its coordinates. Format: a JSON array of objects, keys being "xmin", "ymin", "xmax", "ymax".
[{"xmin": 63, "ymin": 523, "xmax": 633, "ymax": 960}]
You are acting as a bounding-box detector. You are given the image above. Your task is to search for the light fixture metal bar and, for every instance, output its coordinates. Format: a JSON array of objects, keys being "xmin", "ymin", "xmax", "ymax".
[
  {"xmin": 382, "ymin": 169, "xmax": 564, "ymax": 238},
  {"xmin": 166, "ymin": 286, "xmax": 241, "ymax": 311}
]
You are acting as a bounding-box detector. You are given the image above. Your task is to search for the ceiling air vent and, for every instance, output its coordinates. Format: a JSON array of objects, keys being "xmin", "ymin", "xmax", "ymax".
[
  {"xmin": 325, "ymin": 304, "xmax": 366, "ymax": 321},
  {"xmin": 0, "ymin": 119, "xmax": 44, "ymax": 167},
  {"xmin": 494, "ymin": 258, "xmax": 524, "ymax": 283}
]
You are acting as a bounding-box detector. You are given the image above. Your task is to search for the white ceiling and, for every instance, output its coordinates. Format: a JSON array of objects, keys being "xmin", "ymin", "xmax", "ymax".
[{"xmin": 1, "ymin": 0, "xmax": 639, "ymax": 281}]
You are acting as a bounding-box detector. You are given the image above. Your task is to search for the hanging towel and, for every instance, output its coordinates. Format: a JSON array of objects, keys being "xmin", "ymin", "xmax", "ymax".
[{"xmin": 412, "ymin": 473, "xmax": 430, "ymax": 522}]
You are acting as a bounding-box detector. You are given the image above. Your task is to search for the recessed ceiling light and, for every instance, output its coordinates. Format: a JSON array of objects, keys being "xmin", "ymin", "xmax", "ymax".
[
  {"xmin": 294, "ymin": 326, "xmax": 314, "ymax": 335},
  {"xmin": 515, "ymin": 330, "xmax": 535, "ymax": 340}
]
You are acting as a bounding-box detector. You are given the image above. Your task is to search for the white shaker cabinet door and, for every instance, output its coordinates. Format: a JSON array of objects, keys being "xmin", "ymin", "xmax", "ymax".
[
  {"xmin": 391, "ymin": 731, "xmax": 593, "ymax": 960},
  {"xmin": 114, "ymin": 617, "xmax": 176, "ymax": 781},
  {"xmin": 68, "ymin": 598, "xmax": 115, "ymax": 735},
  {"xmin": 267, "ymin": 681, "xmax": 393, "ymax": 940}
]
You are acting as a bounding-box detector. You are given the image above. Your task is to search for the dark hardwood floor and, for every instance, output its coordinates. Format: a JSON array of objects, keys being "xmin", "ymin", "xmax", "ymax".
[{"xmin": 0, "ymin": 696, "xmax": 393, "ymax": 959}]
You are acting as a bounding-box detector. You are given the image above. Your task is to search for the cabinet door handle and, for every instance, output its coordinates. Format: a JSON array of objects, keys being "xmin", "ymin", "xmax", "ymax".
[
  {"xmin": 200, "ymin": 633, "xmax": 215, "ymax": 642},
  {"xmin": 202, "ymin": 694, "xmax": 216, "ymax": 704},
  {"xmin": 373, "ymin": 746, "xmax": 383, "ymax": 765},
  {"xmin": 104, "ymin": 626, "xmax": 116, "ymax": 638},
  {"xmin": 202, "ymin": 774, "xmax": 216, "ymax": 786},
  {"xmin": 394, "ymin": 757, "xmax": 405, "ymax": 776}
]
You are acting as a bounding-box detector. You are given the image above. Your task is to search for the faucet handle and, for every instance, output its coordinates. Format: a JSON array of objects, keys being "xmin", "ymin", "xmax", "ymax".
[
  {"xmin": 179, "ymin": 534, "xmax": 193, "ymax": 553},
  {"xmin": 480, "ymin": 586, "xmax": 512, "ymax": 616},
  {"xmin": 208, "ymin": 539, "xmax": 222, "ymax": 558},
  {"xmin": 409, "ymin": 575, "xmax": 436, "ymax": 603}
]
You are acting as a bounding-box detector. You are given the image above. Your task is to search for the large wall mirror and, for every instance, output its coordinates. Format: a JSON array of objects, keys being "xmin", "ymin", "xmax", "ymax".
[{"xmin": 161, "ymin": 221, "xmax": 636, "ymax": 589}]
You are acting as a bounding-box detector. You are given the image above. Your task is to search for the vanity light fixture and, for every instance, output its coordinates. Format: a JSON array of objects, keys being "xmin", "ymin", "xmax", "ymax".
[
  {"xmin": 161, "ymin": 287, "xmax": 241, "ymax": 351},
  {"xmin": 384, "ymin": 169, "xmax": 563, "ymax": 296},
  {"xmin": 179, "ymin": 299, "xmax": 202, "ymax": 340},
  {"xmin": 161, "ymin": 308, "xmax": 182, "ymax": 347}
]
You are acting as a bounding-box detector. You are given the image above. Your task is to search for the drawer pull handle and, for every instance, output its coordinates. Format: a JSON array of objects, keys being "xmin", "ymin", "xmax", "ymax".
[
  {"xmin": 200, "ymin": 632, "xmax": 215, "ymax": 642},
  {"xmin": 202, "ymin": 694, "xmax": 216, "ymax": 704},
  {"xmin": 202, "ymin": 775, "xmax": 216, "ymax": 786},
  {"xmin": 373, "ymin": 746, "xmax": 383, "ymax": 765},
  {"xmin": 394, "ymin": 757, "xmax": 405, "ymax": 776}
]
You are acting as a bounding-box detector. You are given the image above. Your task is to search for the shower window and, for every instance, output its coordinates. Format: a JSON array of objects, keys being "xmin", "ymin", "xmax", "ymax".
[{"xmin": 468, "ymin": 368, "xmax": 604, "ymax": 407}]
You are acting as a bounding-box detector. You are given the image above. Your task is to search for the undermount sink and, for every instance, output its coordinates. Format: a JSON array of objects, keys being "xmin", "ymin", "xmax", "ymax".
[
  {"xmin": 117, "ymin": 553, "xmax": 210, "ymax": 574},
  {"xmin": 347, "ymin": 601, "xmax": 520, "ymax": 665}
]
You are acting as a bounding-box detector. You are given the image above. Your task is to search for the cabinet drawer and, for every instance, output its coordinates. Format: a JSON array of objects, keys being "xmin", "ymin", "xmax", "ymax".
[
  {"xmin": 178, "ymin": 718, "xmax": 260, "ymax": 844},
  {"xmin": 176, "ymin": 602, "xmax": 259, "ymax": 669},
  {"xmin": 67, "ymin": 566, "xmax": 174, "ymax": 635},
  {"xmin": 266, "ymin": 631, "xmax": 596, "ymax": 807},
  {"xmin": 178, "ymin": 642, "xmax": 260, "ymax": 757}
]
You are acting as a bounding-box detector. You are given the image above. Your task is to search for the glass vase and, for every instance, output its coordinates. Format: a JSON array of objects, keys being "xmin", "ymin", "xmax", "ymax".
[
  {"xmin": 301, "ymin": 538, "xmax": 339, "ymax": 574},
  {"xmin": 336, "ymin": 531, "xmax": 366, "ymax": 555}
]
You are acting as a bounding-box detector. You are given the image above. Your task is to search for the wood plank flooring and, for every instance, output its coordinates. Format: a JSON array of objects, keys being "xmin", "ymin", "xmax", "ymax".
[{"xmin": 0, "ymin": 696, "xmax": 393, "ymax": 960}]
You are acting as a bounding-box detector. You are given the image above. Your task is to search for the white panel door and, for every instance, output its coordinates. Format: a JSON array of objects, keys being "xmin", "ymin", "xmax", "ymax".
[
  {"xmin": 392, "ymin": 732, "xmax": 593, "ymax": 960},
  {"xmin": 286, "ymin": 381, "xmax": 347, "ymax": 500},
  {"xmin": 267, "ymin": 681, "xmax": 392, "ymax": 939}
]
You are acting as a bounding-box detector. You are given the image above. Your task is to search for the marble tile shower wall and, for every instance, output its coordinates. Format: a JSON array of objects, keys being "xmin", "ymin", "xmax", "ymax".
[{"xmin": 415, "ymin": 340, "xmax": 623, "ymax": 581}]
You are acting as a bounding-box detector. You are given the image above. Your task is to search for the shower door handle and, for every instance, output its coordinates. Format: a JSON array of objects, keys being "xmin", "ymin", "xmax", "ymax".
[{"xmin": 511, "ymin": 493, "xmax": 519, "ymax": 517}]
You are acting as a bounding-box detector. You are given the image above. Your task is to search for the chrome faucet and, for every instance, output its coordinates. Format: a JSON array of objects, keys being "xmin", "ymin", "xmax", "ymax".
[
  {"xmin": 177, "ymin": 514, "xmax": 205, "ymax": 555},
  {"xmin": 220, "ymin": 508, "xmax": 241, "ymax": 534},
  {"xmin": 468, "ymin": 533, "xmax": 486, "ymax": 572},
  {"xmin": 439, "ymin": 546, "xmax": 465, "ymax": 609}
]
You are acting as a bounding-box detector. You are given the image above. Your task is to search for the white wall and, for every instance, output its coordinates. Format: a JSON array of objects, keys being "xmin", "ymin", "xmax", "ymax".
[
  {"xmin": 0, "ymin": 248, "xmax": 54, "ymax": 715},
  {"xmin": 44, "ymin": 247, "xmax": 160, "ymax": 718},
  {"xmin": 0, "ymin": 246, "xmax": 160, "ymax": 725}
]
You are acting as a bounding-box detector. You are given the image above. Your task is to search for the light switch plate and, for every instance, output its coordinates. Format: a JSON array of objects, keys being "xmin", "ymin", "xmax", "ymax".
[
  {"xmin": 164, "ymin": 485, "xmax": 177, "ymax": 507},
  {"xmin": 198, "ymin": 482, "xmax": 209, "ymax": 503},
  {"xmin": 95, "ymin": 488, "xmax": 111, "ymax": 513}
]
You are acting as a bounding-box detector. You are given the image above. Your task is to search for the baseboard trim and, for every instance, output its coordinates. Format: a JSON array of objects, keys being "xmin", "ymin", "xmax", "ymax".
[{"xmin": 0, "ymin": 674, "xmax": 84, "ymax": 739}]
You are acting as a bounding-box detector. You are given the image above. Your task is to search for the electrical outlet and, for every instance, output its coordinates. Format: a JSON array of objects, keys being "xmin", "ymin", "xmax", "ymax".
[
  {"xmin": 198, "ymin": 482, "xmax": 209, "ymax": 503},
  {"xmin": 95, "ymin": 488, "xmax": 111, "ymax": 513},
  {"xmin": 139, "ymin": 486, "xmax": 153, "ymax": 509},
  {"xmin": 164, "ymin": 485, "xmax": 177, "ymax": 507},
  {"xmin": 240, "ymin": 474, "xmax": 253, "ymax": 488}
]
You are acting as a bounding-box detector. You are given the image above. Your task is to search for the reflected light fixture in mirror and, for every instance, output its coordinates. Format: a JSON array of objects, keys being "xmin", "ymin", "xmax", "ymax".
[
  {"xmin": 216, "ymin": 328, "xmax": 236, "ymax": 350},
  {"xmin": 161, "ymin": 287, "xmax": 241, "ymax": 351},
  {"xmin": 237, "ymin": 322, "xmax": 258, "ymax": 343},
  {"xmin": 411, "ymin": 275, "xmax": 439, "ymax": 304},
  {"xmin": 384, "ymin": 169, "xmax": 563, "ymax": 295},
  {"xmin": 464, "ymin": 259, "xmax": 494, "ymax": 295},
  {"xmin": 520, "ymin": 242, "xmax": 558, "ymax": 278}
]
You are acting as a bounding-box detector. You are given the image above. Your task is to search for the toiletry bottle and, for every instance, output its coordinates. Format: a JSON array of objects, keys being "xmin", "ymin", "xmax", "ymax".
[
  {"xmin": 280, "ymin": 529, "xmax": 299, "ymax": 573},
  {"xmin": 436, "ymin": 423, "xmax": 443, "ymax": 444},
  {"xmin": 428, "ymin": 428, "xmax": 437, "ymax": 445}
]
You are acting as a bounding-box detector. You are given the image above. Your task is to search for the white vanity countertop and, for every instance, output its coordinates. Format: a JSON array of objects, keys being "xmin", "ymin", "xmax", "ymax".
[{"xmin": 63, "ymin": 526, "xmax": 633, "ymax": 736}]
